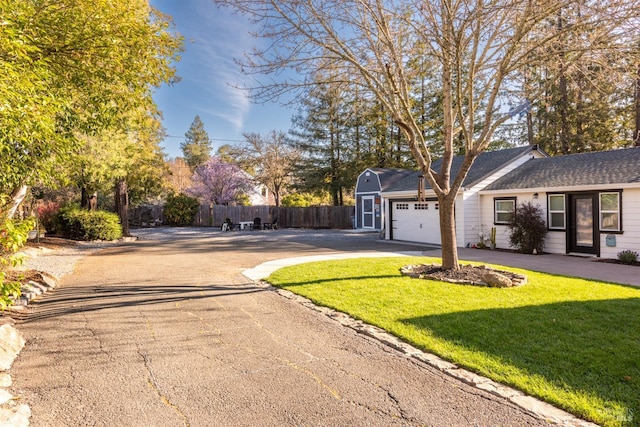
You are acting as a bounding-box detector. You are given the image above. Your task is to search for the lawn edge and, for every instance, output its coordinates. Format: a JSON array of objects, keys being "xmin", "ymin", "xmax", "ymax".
[{"xmin": 257, "ymin": 279, "xmax": 600, "ymax": 427}]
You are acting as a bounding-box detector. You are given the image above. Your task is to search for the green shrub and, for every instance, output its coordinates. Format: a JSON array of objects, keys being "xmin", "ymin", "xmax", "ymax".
[
  {"xmin": 0, "ymin": 217, "xmax": 35, "ymax": 310},
  {"xmin": 281, "ymin": 192, "xmax": 327, "ymax": 207},
  {"xmin": 163, "ymin": 193, "xmax": 199, "ymax": 226},
  {"xmin": 617, "ymin": 249, "xmax": 639, "ymax": 264},
  {"xmin": 58, "ymin": 206, "xmax": 122, "ymax": 241},
  {"xmin": 508, "ymin": 201, "xmax": 547, "ymax": 254}
]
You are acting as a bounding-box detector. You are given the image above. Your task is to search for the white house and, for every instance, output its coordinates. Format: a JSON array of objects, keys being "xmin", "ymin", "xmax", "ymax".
[
  {"xmin": 376, "ymin": 145, "xmax": 547, "ymax": 247},
  {"xmin": 480, "ymin": 147, "xmax": 640, "ymax": 258},
  {"xmin": 361, "ymin": 145, "xmax": 640, "ymax": 258}
]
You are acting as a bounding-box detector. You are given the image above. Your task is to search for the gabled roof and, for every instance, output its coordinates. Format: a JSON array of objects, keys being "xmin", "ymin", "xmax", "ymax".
[
  {"xmin": 358, "ymin": 168, "xmax": 416, "ymax": 192},
  {"xmin": 483, "ymin": 147, "xmax": 640, "ymax": 191},
  {"xmin": 384, "ymin": 145, "xmax": 541, "ymax": 193}
]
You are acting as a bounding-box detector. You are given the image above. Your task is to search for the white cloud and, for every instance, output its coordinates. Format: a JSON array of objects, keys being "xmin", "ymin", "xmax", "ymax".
[{"xmin": 186, "ymin": 1, "xmax": 254, "ymax": 131}]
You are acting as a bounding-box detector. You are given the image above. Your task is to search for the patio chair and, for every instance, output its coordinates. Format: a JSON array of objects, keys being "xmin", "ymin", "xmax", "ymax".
[
  {"xmin": 263, "ymin": 218, "xmax": 278, "ymax": 230},
  {"xmin": 252, "ymin": 217, "xmax": 262, "ymax": 230},
  {"xmin": 223, "ymin": 218, "xmax": 239, "ymax": 231}
]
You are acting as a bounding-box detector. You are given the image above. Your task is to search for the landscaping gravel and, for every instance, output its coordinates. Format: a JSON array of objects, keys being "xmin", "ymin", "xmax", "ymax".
[{"xmin": 20, "ymin": 239, "xmax": 120, "ymax": 280}]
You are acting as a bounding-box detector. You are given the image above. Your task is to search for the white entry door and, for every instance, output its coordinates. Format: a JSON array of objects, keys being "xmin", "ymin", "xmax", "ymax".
[{"xmin": 361, "ymin": 196, "xmax": 375, "ymax": 228}]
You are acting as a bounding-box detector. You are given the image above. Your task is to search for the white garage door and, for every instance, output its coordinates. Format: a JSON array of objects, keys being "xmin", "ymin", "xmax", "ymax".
[{"xmin": 391, "ymin": 200, "xmax": 441, "ymax": 244}]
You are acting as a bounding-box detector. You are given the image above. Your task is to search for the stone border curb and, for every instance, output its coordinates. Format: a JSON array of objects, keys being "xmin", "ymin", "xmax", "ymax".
[
  {"xmin": 6, "ymin": 272, "xmax": 59, "ymax": 313},
  {"xmin": 257, "ymin": 281, "xmax": 598, "ymax": 427},
  {"xmin": 0, "ymin": 325, "xmax": 30, "ymax": 427}
]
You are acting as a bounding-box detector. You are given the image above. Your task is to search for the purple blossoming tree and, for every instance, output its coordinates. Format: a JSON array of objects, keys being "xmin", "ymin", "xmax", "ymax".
[{"xmin": 186, "ymin": 157, "xmax": 253, "ymax": 205}]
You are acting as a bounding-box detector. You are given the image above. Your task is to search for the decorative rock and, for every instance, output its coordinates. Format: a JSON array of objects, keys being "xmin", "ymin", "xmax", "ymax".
[
  {"xmin": 0, "ymin": 373, "xmax": 12, "ymax": 388},
  {"xmin": 0, "ymin": 404, "xmax": 31, "ymax": 427},
  {"xmin": 482, "ymin": 271, "xmax": 513, "ymax": 288},
  {"xmin": 37, "ymin": 271, "xmax": 58, "ymax": 288},
  {"xmin": 0, "ymin": 325, "xmax": 25, "ymax": 371},
  {"xmin": 0, "ymin": 389, "xmax": 13, "ymax": 405}
]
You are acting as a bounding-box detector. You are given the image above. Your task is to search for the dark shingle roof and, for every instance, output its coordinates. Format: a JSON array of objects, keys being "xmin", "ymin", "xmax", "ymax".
[
  {"xmin": 483, "ymin": 147, "xmax": 640, "ymax": 191},
  {"xmin": 384, "ymin": 145, "xmax": 539, "ymax": 193},
  {"xmin": 367, "ymin": 168, "xmax": 416, "ymax": 191}
]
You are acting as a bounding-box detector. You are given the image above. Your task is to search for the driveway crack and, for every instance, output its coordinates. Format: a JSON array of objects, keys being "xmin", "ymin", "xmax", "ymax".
[{"xmin": 137, "ymin": 348, "xmax": 191, "ymax": 427}]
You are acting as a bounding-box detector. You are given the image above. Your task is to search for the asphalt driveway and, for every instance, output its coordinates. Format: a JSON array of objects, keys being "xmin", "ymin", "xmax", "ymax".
[{"xmin": 10, "ymin": 228, "xmax": 552, "ymax": 426}]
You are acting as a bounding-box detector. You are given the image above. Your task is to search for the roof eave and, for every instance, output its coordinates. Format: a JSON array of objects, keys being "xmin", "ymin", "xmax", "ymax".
[{"xmin": 480, "ymin": 182, "xmax": 640, "ymax": 195}]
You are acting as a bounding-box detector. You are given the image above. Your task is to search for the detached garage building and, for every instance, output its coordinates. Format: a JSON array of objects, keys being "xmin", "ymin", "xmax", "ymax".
[
  {"xmin": 354, "ymin": 168, "xmax": 415, "ymax": 230},
  {"xmin": 370, "ymin": 145, "xmax": 547, "ymax": 246}
]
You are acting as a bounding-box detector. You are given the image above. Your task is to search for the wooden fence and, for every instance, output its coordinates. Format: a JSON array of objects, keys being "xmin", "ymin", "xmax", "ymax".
[{"xmin": 131, "ymin": 205, "xmax": 355, "ymax": 229}]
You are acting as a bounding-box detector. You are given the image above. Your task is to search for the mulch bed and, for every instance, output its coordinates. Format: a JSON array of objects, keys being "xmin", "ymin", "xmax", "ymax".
[{"xmin": 401, "ymin": 263, "xmax": 527, "ymax": 287}]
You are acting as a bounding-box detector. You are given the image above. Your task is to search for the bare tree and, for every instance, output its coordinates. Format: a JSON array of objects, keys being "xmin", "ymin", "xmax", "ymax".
[
  {"xmin": 164, "ymin": 157, "xmax": 193, "ymax": 194},
  {"xmin": 215, "ymin": 0, "xmax": 640, "ymax": 269},
  {"xmin": 237, "ymin": 131, "xmax": 299, "ymax": 206}
]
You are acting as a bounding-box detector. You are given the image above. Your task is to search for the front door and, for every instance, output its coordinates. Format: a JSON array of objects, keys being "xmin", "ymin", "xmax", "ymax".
[
  {"xmin": 362, "ymin": 196, "xmax": 375, "ymax": 228},
  {"xmin": 568, "ymin": 194, "xmax": 599, "ymax": 255}
]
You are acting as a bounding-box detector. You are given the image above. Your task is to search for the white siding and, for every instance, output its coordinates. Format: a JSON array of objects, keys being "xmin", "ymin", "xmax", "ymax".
[
  {"xmin": 600, "ymin": 188, "xmax": 640, "ymax": 259},
  {"xmin": 455, "ymin": 194, "xmax": 465, "ymax": 247},
  {"xmin": 462, "ymin": 152, "xmax": 544, "ymax": 248},
  {"xmin": 480, "ymin": 188, "xmax": 640, "ymax": 258},
  {"xmin": 544, "ymin": 231, "xmax": 566, "ymax": 255},
  {"xmin": 462, "ymin": 191, "xmax": 481, "ymax": 247},
  {"xmin": 478, "ymin": 192, "xmax": 546, "ymax": 250}
]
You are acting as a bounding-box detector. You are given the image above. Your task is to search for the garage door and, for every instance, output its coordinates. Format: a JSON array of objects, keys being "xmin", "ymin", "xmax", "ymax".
[{"xmin": 391, "ymin": 200, "xmax": 441, "ymax": 244}]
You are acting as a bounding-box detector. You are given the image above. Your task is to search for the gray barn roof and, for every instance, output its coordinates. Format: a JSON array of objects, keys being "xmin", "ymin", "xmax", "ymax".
[
  {"xmin": 483, "ymin": 147, "xmax": 640, "ymax": 191},
  {"xmin": 385, "ymin": 145, "xmax": 540, "ymax": 193},
  {"xmin": 369, "ymin": 168, "xmax": 416, "ymax": 191}
]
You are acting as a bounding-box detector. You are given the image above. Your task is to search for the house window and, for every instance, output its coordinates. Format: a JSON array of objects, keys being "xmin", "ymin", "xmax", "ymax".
[
  {"xmin": 494, "ymin": 197, "xmax": 515, "ymax": 224},
  {"xmin": 600, "ymin": 192, "xmax": 620, "ymax": 231},
  {"xmin": 548, "ymin": 194, "xmax": 565, "ymax": 229}
]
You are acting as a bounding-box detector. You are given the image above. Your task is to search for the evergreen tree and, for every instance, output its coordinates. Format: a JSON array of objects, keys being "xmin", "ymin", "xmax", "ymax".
[
  {"xmin": 290, "ymin": 79, "xmax": 355, "ymax": 206},
  {"xmin": 516, "ymin": 7, "xmax": 640, "ymax": 155},
  {"xmin": 181, "ymin": 115, "xmax": 212, "ymax": 170}
]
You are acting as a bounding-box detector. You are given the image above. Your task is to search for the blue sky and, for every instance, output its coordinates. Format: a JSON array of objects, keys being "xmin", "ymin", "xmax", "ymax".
[{"xmin": 150, "ymin": 0, "xmax": 295, "ymax": 159}]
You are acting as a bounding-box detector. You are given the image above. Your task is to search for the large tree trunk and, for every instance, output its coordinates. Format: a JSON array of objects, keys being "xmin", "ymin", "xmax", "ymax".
[
  {"xmin": 115, "ymin": 179, "xmax": 129, "ymax": 236},
  {"xmin": 81, "ymin": 187, "xmax": 98, "ymax": 211},
  {"xmin": 439, "ymin": 194, "xmax": 459, "ymax": 270},
  {"xmin": 2, "ymin": 184, "xmax": 29, "ymax": 219}
]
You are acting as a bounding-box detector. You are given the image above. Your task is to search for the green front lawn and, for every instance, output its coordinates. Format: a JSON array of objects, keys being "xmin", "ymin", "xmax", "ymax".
[{"xmin": 267, "ymin": 256, "xmax": 640, "ymax": 427}]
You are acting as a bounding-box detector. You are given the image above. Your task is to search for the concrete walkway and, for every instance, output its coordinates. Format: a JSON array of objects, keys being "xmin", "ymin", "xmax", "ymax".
[
  {"xmin": 246, "ymin": 244, "xmax": 640, "ymax": 288},
  {"xmin": 426, "ymin": 247, "xmax": 640, "ymax": 288}
]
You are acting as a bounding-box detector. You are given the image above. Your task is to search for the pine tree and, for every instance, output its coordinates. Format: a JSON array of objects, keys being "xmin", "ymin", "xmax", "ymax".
[{"xmin": 181, "ymin": 115, "xmax": 212, "ymax": 170}]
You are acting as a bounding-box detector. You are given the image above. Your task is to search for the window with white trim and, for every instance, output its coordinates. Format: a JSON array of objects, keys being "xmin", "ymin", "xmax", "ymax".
[
  {"xmin": 494, "ymin": 198, "xmax": 515, "ymax": 224},
  {"xmin": 548, "ymin": 194, "xmax": 565, "ymax": 229},
  {"xmin": 599, "ymin": 192, "xmax": 620, "ymax": 231}
]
